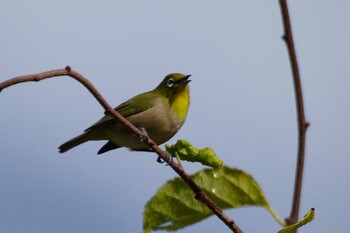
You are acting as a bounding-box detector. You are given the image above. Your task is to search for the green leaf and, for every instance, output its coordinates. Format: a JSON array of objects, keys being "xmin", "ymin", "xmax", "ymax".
[
  {"xmin": 278, "ymin": 208, "xmax": 315, "ymax": 233},
  {"xmin": 165, "ymin": 140, "xmax": 223, "ymax": 168},
  {"xmin": 143, "ymin": 166, "xmax": 280, "ymax": 232}
]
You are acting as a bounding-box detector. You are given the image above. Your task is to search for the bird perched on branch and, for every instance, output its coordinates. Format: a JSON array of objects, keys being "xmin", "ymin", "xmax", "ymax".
[{"xmin": 59, "ymin": 73, "xmax": 191, "ymax": 154}]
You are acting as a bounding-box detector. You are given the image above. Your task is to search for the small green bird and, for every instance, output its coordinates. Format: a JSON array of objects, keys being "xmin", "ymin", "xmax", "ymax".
[{"xmin": 59, "ymin": 73, "xmax": 191, "ymax": 154}]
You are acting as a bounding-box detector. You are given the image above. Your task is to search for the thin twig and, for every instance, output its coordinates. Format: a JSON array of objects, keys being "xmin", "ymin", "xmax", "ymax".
[
  {"xmin": 0, "ymin": 66, "xmax": 243, "ymax": 233},
  {"xmin": 279, "ymin": 0, "xmax": 310, "ymax": 226}
]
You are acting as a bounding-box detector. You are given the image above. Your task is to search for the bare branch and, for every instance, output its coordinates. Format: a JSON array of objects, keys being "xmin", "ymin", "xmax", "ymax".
[
  {"xmin": 279, "ymin": 0, "xmax": 310, "ymax": 226},
  {"xmin": 0, "ymin": 66, "xmax": 244, "ymax": 233}
]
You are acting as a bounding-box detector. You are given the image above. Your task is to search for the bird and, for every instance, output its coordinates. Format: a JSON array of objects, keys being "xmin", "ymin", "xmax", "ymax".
[{"xmin": 58, "ymin": 73, "xmax": 191, "ymax": 154}]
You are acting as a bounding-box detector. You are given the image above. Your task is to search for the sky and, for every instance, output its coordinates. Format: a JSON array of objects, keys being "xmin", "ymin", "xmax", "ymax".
[{"xmin": 0, "ymin": 0, "xmax": 349, "ymax": 232}]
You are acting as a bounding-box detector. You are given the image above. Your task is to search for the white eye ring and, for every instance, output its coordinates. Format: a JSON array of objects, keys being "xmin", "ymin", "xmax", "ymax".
[{"xmin": 167, "ymin": 78, "xmax": 175, "ymax": 87}]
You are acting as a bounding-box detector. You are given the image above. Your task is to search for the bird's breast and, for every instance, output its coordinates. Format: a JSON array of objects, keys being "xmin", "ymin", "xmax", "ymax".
[
  {"xmin": 170, "ymin": 85, "xmax": 190, "ymax": 123},
  {"xmin": 126, "ymin": 98, "xmax": 184, "ymax": 144}
]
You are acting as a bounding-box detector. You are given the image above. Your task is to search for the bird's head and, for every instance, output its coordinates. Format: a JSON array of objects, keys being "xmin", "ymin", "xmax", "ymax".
[{"xmin": 154, "ymin": 73, "xmax": 191, "ymax": 103}]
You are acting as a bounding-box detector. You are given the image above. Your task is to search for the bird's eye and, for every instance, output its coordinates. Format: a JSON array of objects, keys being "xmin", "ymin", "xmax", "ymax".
[{"xmin": 167, "ymin": 78, "xmax": 175, "ymax": 87}]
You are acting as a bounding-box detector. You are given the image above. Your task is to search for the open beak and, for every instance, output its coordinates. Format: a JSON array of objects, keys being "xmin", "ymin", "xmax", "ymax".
[{"xmin": 178, "ymin": 75, "xmax": 191, "ymax": 85}]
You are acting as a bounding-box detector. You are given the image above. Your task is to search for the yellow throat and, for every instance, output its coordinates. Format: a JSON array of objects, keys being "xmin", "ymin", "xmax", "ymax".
[{"xmin": 170, "ymin": 84, "xmax": 190, "ymax": 122}]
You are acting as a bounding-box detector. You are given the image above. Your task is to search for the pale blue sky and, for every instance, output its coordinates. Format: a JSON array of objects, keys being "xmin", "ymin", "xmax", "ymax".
[{"xmin": 1, "ymin": 1, "xmax": 349, "ymax": 232}]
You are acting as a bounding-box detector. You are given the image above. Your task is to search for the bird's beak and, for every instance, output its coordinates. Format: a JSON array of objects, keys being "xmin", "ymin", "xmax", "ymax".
[{"xmin": 179, "ymin": 75, "xmax": 191, "ymax": 85}]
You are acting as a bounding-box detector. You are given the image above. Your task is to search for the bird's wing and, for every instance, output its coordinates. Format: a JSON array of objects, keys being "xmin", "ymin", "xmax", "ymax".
[{"xmin": 85, "ymin": 91, "xmax": 157, "ymax": 131}]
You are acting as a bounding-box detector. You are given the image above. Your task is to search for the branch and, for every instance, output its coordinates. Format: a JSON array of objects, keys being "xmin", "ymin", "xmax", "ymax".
[
  {"xmin": 0, "ymin": 66, "xmax": 243, "ymax": 233},
  {"xmin": 279, "ymin": 0, "xmax": 310, "ymax": 226}
]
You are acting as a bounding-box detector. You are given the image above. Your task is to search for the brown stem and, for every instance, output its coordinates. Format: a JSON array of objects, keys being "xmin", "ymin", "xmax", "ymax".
[
  {"xmin": 279, "ymin": 0, "xmax": 310, "ymax": 226},
  {"xmin": 0, "ymin": 66, "xmax": 243, "ymax": 233}
]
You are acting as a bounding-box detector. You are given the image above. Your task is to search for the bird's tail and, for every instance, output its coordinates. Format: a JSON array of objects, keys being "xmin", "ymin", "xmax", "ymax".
[{"xmin": 58, "ymin": 133, "xmax": 90, "ymax": 153}]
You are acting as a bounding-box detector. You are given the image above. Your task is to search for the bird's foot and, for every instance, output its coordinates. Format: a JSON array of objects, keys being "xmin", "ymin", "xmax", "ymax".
[
  {"xmin": 156, "ymin": 156, "xmax": 164, "ymax": 163},
  {"xmin": 139, "ymin": 127, "xmax": 149, "ymax": 142},
  {"xmin": 156, "ymin": 153, "xmax": 173, "ymax": 164},
  {"xmin": 138, "ymin": 127, "xmax": 172, "ymax": 165}
]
